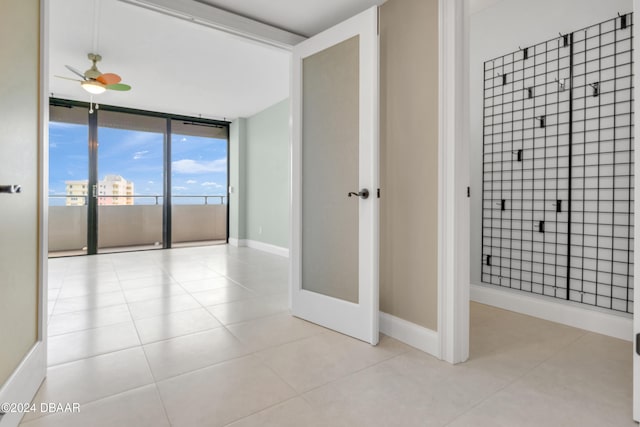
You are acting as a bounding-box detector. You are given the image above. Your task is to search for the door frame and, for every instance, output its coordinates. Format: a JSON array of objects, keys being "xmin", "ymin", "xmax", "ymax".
[
  {"xmin": 0, "ymin": 0, "xmax": 49, "ymax": 425},
  {"xmin": 447, "ymin": 0, "xmax": 640, "ymax": 417},
  {"xmin": 438, "ymin": 0, "xmax": 470, "ymax": 364},
  {"xmin": 633, "ymin": 0, "xmax": 640, "ymax": 421}
]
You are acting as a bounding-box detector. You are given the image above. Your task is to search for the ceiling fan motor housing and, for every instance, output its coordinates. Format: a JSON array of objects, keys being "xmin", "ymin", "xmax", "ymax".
[{"xmin": 85, "ymin": 53, "xmax": 103, "ymax": 79}]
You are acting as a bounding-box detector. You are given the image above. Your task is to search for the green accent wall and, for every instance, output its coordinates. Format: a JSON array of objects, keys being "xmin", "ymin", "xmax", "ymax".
[
  {"xmin": 245, "ymin": 99, "xmax": 290, "ymax": 248},
  {"xmin": 229, "ymin": 99, "xmax": 290, "ymax": 249}
]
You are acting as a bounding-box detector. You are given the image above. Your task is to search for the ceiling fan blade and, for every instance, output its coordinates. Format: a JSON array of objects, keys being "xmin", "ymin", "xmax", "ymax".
[
  {"xmin": 55, "ymin": 75, "xmax": 83, "ymax": 82},
  {"xmin": 106, "ymin": 83, "xmax": 131, "ymax": 91},
  {"xmin": 97, "ymin": 73, "xmax": 121, "ymax": 85},
  {"xmin": 65, "ymin": 65, "xmax": 86, "ymax": 79}
]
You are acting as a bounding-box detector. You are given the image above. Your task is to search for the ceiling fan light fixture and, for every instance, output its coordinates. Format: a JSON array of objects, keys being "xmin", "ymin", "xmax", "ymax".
[{"xmin": 81, "ymin": 80, "xmax": 106, "ymax": 94}]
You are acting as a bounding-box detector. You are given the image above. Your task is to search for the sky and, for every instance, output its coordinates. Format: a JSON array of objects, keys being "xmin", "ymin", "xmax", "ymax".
[{"xmin": 49, "ymin": 121, "xmax": 228, "ymax": 206}]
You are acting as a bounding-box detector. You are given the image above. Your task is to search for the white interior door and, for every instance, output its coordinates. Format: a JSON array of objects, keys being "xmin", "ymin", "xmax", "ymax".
[
  {"xmin": 290, "ymin": 6, "xmax": 379, "ymax": 345},
  {"xmin": 0, "ymin": 1, "xmax": 47, "ymax": 426}
]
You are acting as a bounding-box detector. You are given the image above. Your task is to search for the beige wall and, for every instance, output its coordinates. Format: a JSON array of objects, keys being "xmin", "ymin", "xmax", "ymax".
[
  {"xmin": 379, "ymin": 0, "xmax": 439, "ymax": 331},
  {"xmin": 0, "ymin": 0, "xmax": 40, "ymax": 385}
]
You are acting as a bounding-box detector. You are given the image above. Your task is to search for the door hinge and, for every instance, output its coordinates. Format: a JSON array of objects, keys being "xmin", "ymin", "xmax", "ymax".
[
  {"xmin": 377, "ymin": 188, "xmax": 380, "ymax": 198},
  {"xmin": 467, "ymin": 186, "xmax": 470, "ymax": 198},
  {"xmin": 636, "ymin": 333, "xmax": 640, "ymax": 356}
]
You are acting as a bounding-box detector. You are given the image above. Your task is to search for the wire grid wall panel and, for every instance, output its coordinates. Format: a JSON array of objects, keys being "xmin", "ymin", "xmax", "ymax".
[{"xmin": 481, "ymin": 13, "xmax": 635, "ymax": 314}]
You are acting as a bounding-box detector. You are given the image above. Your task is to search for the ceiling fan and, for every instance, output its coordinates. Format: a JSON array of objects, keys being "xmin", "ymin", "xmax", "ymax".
[{"xmin": 57, "ymin": 53, "xmax": 131, "ymax": 95}]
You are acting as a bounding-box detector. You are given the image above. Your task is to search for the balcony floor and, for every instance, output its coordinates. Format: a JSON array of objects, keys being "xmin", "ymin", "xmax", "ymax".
[{"xmin": 48, "ymin": 240, "xmax": 227, "ymax": 258}]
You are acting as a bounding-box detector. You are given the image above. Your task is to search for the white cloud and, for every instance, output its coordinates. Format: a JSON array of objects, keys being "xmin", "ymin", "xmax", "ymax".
[
  {"xmin": 133, "ymin": 150, "xmax": 149, "ymax": 160},
  {"xmin": 186, "ymin": 180, "xmax": 198, "ymax": 184},
  {"xmin": 172, "ymin": 158, "xmax": 226, "ymax": 174},
  {"xmin": 201, "ymin": 182, "xmax": 222, "ymax": 188},
  {"xmin": 148, "ymin": 180, "xmax": 154, "ymax": 184},
  {"xmin": 173, "ymin": 186, "xmax": 187, "ymax": 191}
]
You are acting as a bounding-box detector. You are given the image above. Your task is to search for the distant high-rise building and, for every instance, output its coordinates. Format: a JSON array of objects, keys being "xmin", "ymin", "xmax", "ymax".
[{"xmin": 65, "ymin": 175, "xmax": 135, "ymax": 206}]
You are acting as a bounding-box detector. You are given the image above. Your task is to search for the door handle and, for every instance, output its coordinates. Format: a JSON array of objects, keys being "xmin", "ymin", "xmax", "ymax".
[
  {"xmin": 0, "ymin": 184, "xmax": 21, "ymax": 194},
  {"xmin": 348, "ymin": 189, "xmax": 369, "ymax": 199}
]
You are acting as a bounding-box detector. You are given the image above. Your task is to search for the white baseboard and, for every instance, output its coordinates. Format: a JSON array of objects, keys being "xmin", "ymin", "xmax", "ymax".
[
  {"xmin": 0, "ymin": 342, "xmax": 46, "ymax": 427},
  {"xmin": 229, "ymin": 238, "xmax": 289, "ymax": 258},
  {"xmin": 379, "ymin": 312, "xmax": 440, "ymax": 358},
  {"xmin": 471, "ymin": 284, "xmax": 633, "ymax": 342},
  {"xmin": 245, "ymin": 240, "xmax": 289, "ymax": 257}
]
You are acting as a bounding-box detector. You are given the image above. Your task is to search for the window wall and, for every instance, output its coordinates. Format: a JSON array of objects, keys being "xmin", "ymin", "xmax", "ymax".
[{"xmin": 48, "ymin": 99, "xmax": 229, "ymax": 256}]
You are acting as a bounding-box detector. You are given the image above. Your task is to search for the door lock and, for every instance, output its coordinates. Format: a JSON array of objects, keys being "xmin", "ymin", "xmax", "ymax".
[{"xmin": 348, "ymin": 189, "xmax": 369, "ymax": 199}]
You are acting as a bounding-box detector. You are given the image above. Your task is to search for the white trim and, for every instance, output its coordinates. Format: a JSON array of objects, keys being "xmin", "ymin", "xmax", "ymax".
[
  {"xmin": 116, "ymin": 0, "xmax": 305, "ymax": 50},
  {"xmin": 244, "ymin": 240, "xmax": 289, "ymax": 258},
  {"xmin": 438, "ymin": 0, "xmax": 470, "ymax": 364},
  {"xmin": 229, "ymin": 238, "xmax": 290, "ymax": 257},
  {"xmin": 0, "ymin": 344, "xmax": 46, "ymax": 427},
  {"xmin": 632, "ymin": 0, "xmax": 640, "ymax": 421},
  {"xmin": 471, "ymin": 284, "xmax": 633, "ymax": 342},
  {"xmin": 39, "ymin": 0, "xmax": 49, "ymax": 355},
  {"xmin": 379, "ymin": 312, "xmax": 439, "ymax": 357}
]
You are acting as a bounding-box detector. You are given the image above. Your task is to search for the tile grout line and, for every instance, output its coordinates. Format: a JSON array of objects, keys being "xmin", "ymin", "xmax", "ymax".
[
  {"xmin": 442, "ymin": 328, "xmax": 590, "ymax": 426},
  {"xmin": 117, "ymin": 276, "xmax": 174, "ymax": 427}
]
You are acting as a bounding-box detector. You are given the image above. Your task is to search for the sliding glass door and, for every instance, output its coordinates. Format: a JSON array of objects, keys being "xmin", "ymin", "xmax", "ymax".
[
  {"xmin": 48, "ymin": 100, "xmax": 229, "ymax": 256},
  {"xmin": 171, "ymin": 120, "xmax": 228, "ymax": 247},
  {"xmin": 49, "ymin": 105, "xmax": 90, "ymax": 256},
  {"xmin": 96, "ymin": 111, "xmax": 166, "ymax": 253}
]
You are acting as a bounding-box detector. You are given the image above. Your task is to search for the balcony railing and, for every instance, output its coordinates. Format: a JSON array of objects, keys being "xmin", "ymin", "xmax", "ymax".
[
  {"xmin": 49, "ymin": 194, "xmax": 227, "ymax": 205},
  {"xmin": 48, "ymin": 195, "xmax": 227, "ymax": 253}
]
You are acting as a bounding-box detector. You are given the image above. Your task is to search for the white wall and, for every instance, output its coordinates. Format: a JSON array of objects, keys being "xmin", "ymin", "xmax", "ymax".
[{"xmin": 470, "ymin": 0, "xmax": 633, "ymax": 287}]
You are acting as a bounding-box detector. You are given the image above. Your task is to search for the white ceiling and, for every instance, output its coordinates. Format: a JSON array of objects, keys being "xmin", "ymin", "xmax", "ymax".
[
  {"xmin": 49, "ymin": 0, "xmax": 384, "ymax": 120},
  {"xmin": 198, "ymin": 0, "xmax": 385, "ymax": 37}
]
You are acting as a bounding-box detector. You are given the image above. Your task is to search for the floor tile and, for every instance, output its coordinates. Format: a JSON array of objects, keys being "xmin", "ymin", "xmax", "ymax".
[
  {"xmin": 134, "ymin": 307, "xmax": 222, "ymax": 344},
  {"xmin": 20, "ymin": 385, "xmax": 170, "ymax": 427},
  {"xmin": 168, "ymin": 266, "xmax": 220, "ymax": 282},
  {"xmin": 178, "ymin": 276, "xmax": 238, "ymax": 293},
  {"xmin": 34, "ymin": 248, "xmax": 636, "ymax": 427},
  {"xmin": 23, "ymin": 348, "xmax": 154, "ymax": 422},
  {"xmin": 48, "ymin": 323, "xmax": 140, "ymax": 366},
  {"xmin": 119, "ymin": 274, "xmax": 176, "ymax": 290},
  {"xmin": 127, "ymin": 294, "xmax": 201, "ymax": 320},
  {"xmin": 116, "ymin": 266, "xmax": 169, "ymax": 281},
  {"xmin": 190, "ymin": 284, "xmax": 256, "ymax": 306},
  {"xmin": 52, "ymin": 291, "xmax": 127, "ymax": 315},
  {"xmin": 63, "ymin": 270, "xmax": 119, "ymax": 285},
  {"xmin": 143, "ymin": 328, "xmax": 251, "ymax": 381},
  {"xmin": 257, "ymin": 332, "xmax": 410, "ymax": 392},
  {"xmin": 57, "ymin": 280, "xmax": 121, "ymax": 299},
  {"xmin": 48, "ymin": 304, "xmax": 132, "ymax": 336},
  {"xmin": 157, "ymin": 356, "xmax": 296, "ymax": 427},
  {"xmin": 227, "ymin": 397, "xmax": 328, "ymax": 427},
  {"xmin": 227, "ymin": 313, "xmax": 326, "ymax": 352},
  {"xmin": 122, "ymin": 285, "xmax": 187, "ymax": 303},
  {"xmin": 206, "ymin": 293, "xmax": 289, "ymax": 325},
  {"xmin": 446, "ymin": 368, "xmax": 636, "ymax": 427}
]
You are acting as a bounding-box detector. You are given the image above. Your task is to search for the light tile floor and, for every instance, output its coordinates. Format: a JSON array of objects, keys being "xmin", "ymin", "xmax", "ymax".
[{"xmin": 21, "ymin": 245, "xmax": 634, "ymax": 426}]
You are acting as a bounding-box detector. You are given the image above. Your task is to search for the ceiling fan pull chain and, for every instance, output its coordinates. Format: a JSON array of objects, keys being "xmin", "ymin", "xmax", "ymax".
[{"xmin": 89, "ymin": 95, "xmax": 94, "ymax": 114}]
